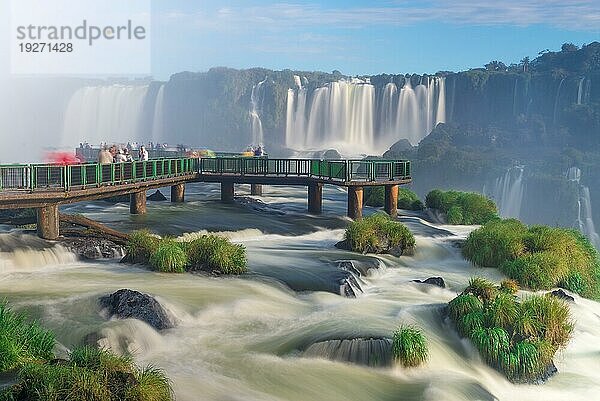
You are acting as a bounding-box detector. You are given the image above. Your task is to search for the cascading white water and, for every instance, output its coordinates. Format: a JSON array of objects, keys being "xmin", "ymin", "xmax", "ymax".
[
  {"xmin": 285, "ymin": 76, "xmax": 446, "ymax": 154},
  {"xmin": 553, "ymin": 78, "xmax": 565, "ymax": 124},
  {"xmin": 62, "ymin": 85, "xmax": 149, "ymax": 146},
  {"xmin": 152, "ymin": 85, "xmax": 165, "ymax": 143},
  {"xmin": 566, "ymin": 167, "xmax": 600, "ymax": 250},
  {"xmin": 249, "ymin": 78, "xmax": 267, "ymax": 146},
  {"xmin": 486, "ymin": 166, "xmax": 525, "ymax": 218}
]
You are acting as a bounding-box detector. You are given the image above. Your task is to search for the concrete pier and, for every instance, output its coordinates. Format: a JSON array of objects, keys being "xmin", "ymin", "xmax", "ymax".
[
  {"xmin": 221, "ymin": 181, "xmax": 235, "ymax": 203},
  {"xmin": 347, "ymin": 186, "xmax": 363, "ymax": 220},
  {"xmin": 250, "ymin": 184, "xmax": 263, "ymax": 196},
  {"xmin": 308, "ymin": 183, "xmax": 323, "ymax": 214},
  {"xmin": 37, "ymin": 205, "xmax": 59, "ymax": 240},
  {"xmin": 130, "ymin": 191, "xmax": 147, "ymax": 214},
  {"xmin": 171, "ymin": 183, "xmax": 185, "ymax": 203},
  {"xmin": 384, "ymin": 184, "xmax": 399, "ymax": 217}
]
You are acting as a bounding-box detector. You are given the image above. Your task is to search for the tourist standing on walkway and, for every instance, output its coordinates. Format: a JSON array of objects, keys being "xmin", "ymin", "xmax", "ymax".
[
  {"xmin": 98, "ymin": 147, "xmax": 113, "ymax": 164},
  {"xmin": 139, "ymin": 146, "xmax": 149, "ymax": 161}
]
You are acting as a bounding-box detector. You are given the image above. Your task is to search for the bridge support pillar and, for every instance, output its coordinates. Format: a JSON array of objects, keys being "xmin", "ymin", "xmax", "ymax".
[
  {"xmin": 171, "ymin": 183, "xmax": 185, "ymax": 203},
  {"xmin": 37, "ymin": 205, "xmax": 59, "ymax": 240},
  {"xmin": 250, "ymin": 184, "xmax": 263, "ymax": 196},
  {"xmin": 384, "ymin": 184, "xmax": 398, "ymax": 218},
  {"xmin": 130, "ymin": 191, "xmax": 147, "ymax": 214},
  {"xmin": 347, "ymin": 186, "xmax": 363, "ymax": 220},
  {"xmin": 221, "ymin": 181, "xmax": 235, "ymax": 203},
  {"xmin": 308, "ymin": 183, "xmax": 323, "ymax": 214}
]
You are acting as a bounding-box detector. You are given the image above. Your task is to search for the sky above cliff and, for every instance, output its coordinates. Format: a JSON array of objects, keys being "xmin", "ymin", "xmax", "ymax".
[
  {"xmin": 0, "ymin": 0, "xmax": 599, "ymax": 79},
  {"xmin": 149, "ymin": 0, "xmax": 599, "ymax": 79}
]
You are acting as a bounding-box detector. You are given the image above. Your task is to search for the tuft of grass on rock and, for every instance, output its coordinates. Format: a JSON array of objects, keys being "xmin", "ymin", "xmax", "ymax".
[
  {"xmin": 125, "ymin": 230, "xmax": 160, "ymax": 264},
  {"xmin": 363, "ymin": 187, "xmax": 424, "ymax": 211},
  {"xmin": 447, "ymin": 278, "xmax": 573, "ymax": 383},
  {"xmin": 425, "ymin": 189, "xmax": 498, "ymax": 225},
  {"xmin": 392, "ymin": 326, "xmax": 428, "ymax": 368},
  {"xmin": 186, "ymin": 235, "xmax": 247, "ymax": 275},
  {"xmin": 149, "ymin": 240, "xmax": 188, "ymax": 273},
  {"xmin": 343, "ymin": 213, "xmax": 415, "ymax": 255}
]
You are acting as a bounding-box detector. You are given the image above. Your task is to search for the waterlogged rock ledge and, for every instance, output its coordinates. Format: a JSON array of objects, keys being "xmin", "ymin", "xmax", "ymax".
[
  {"xmin": 99, "ymin": 289, "xmax": 175, "ymax": 331},
  {"xmin": 412, "ymin": 276, "xmax": 446, "ymax": 288},
  {"xmin": 302, "ymin": 337, "xmax": 393, "ymax": 367},
  {"xmin": 61, "ymin": 237, "xmax": 125, "ymax": 260}
]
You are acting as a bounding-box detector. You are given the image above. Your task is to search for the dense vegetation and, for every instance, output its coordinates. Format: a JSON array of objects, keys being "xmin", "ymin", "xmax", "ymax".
[
  {"xmin": 391, "ymin": 326, "xmax": 428, "ymax": 368},
  {"xmin": 448, "ymin": 277, "xmax": 573, "ymax": 383},
  {"xmin": 425, "ymin": 189, "xmax": 498, "ymax": 225},
  {"xmin": 463, "ymin": 219, "xmax": 600, "ymax": 298},
  {"xmin": 363, "ymin": 187, "xmax": 424, "ymax": 211},
  {"xmin": 342, "ymin": 213, "xmax": 415, "ymax": 255},
  {"xmin": 0, "ymin": 303, "xmax": 173, "ymax": 401},
  {"xmin": 125, "ymin": 231, "xmax": 248, "ymax": 275}
]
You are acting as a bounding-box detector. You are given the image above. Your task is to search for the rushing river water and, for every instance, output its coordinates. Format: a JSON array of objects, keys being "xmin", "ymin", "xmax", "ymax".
[{"xmin": 1, "ymin": 184, "xmax": 600, "ymax": 401}]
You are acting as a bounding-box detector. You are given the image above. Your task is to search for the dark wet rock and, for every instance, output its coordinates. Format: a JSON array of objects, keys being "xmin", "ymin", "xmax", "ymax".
[
  {"xmin": 511, "ymin": 361, "xmax": 558, "ymax": 385},
  {"xmin": 386, "ymin": 138, "xmax": 414, "ymax": 154},
  {"xmin": 147, "ymin": 190, "xmax": 167, "ymax": 201},
  {"xmin": 335, "ymin": 238, "xmax": 412, "ymax": 257},
  {"xmin": 99, "ymin": 289, "xmax": 174, "ymax": 330},
  {"xmin": 303, "ymin": 337, "xmax": 392, "ymax": 367},
  {"xmin": 237, "ymin": 196, "xmax": 286, "ymax": 215},
  {"xmin": 322, "ymin": 149, "xmax": 342, "ymax": 160},
  {"xmin": 412, "ymin": 276, "xmax": 446, "ymax": 288},
  {"xmin": 61, "ymin": 237, "xmax": 125, "ymax": 260},
  {"xmin": 550, "ymin": 289, "xmax": 575, "ymax": 302}
]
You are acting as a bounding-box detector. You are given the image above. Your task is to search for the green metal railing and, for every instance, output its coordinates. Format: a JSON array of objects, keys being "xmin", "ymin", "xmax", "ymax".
[
  {"xmin": 199, "ymin": 158, "xmax": 411, "ymax": 182},
  {"xmin": 0, "ymin": 157, "xmax": 410, "ymax": 192}
]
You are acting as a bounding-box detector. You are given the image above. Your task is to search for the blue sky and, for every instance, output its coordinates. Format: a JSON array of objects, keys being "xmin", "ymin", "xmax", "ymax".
[{"xmin": 150, "ymin": 0, "xmax": 600, "ymax": 80}]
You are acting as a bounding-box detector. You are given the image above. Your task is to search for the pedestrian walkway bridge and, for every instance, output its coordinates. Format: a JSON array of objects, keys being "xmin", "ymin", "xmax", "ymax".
[{"xmin": 0, "ymin": 157, "xmax": 411, "ymax": 239}]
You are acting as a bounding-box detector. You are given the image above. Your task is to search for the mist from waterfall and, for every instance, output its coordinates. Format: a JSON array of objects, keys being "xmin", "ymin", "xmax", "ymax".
[
  {"xmin": 152, "ymin": 85, "xmax": 165, "ymax": 143},
  {"xmin": 485, "ymin": 166, "xmax": 525, "ymax": 218},
  {"xmin": 567, "ymin": 167, "xmax": 600, "ymax": 250},
  {"xmin": 62, "ymin": 85, "xmax": 149, "ymax": 146},
  {"xmin": 285, "ymin": 76, "xmax": 446, "ymax": 154},
  {"xmin": 250, "ymin": 78, "xmax": 267, "ymax": 146}
]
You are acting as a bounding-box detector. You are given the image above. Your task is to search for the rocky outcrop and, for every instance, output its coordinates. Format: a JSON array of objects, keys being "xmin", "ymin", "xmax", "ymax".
[
  {"xmin": 61, "ymin": 237, "xmax": 125, "ymax": 260},
  {"xmin": 147, "ymin": 190, "xmax": 167, "ymax": 201},
  {"xmin": 99, "ymin": 289, "xmax": 174, "ymax": 330},
  {"xmin": 412, "ymin": 277, "xmax": 445, "ymax": 288},
  {"xmin": 550, "ymin": 289, "xmax": 575, "ymax": 302},
  {"xmin": 335, "ymin": 239, "xmax": 413, "ymax": 257}
]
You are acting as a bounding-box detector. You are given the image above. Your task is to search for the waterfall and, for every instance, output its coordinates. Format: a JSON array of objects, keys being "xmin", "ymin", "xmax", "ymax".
[
  {"xmin": 553, "ymin": 78, "xmax": 565, "ymax": 124},
  {"xmin": 285, "ymin": 76, "xmax": 446, "ymax": 154},
  {"xmin": 512, "ymin": 78, "xmax": 518, "ymax": 116},
  {"xmin": 62, "ymin": 85, "xmax": 149, "ymax": 147},
  {"xmin": 249, "ymin": 77, "xmax": 267, "ymax": 145},
  {"xmin": 151, "ymin": 85, "xmax": 165, "ymax": 143},
  {"xmin": 486, "ymin": 166, "xmax": 525, "ymax": 218},
  {"xmin": 577, "ymin": 78, "xmax": 585, "ymax": 105},
  {"xmin": 566, "ymin": 167, "xmax": 600, "ymax": 250}
]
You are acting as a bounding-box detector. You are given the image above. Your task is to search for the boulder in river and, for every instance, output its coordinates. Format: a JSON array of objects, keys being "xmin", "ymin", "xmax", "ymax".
[
  {"xmin": 549, "ymin": 289, "xmax": 575, "ymax": 302},
  {"xmin": 99, "ymin": 289, "xmax": 174, "ymax": 330},
  {"xmin": 412, "ymin": 277, "xmax": 446, "ymax": 288},
  {"xmin": 147, "ymin": 190, "xmax": 167, "ymax": 201}
]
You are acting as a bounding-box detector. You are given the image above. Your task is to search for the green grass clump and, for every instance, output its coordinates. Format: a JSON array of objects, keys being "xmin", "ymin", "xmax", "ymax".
[
  {"xmin": 500, "ymin": 279, "xmax": 519, "ymax": 295},
  {"xmin": 149, "ymin": 240, "xmax": 188, "ymax": 273},
  {"xmin": 392, "ymin": 326, "xmax": 428, "ymax": 367},
  {"xmin": 124, "ymin": 232, "xmax": 248, "ymax": 276},
  {"xmin": 425, "ymin": 189, "xmax": 498, "ymax": 225},
  {"xmin": 447, "ymin": 278, "xmax": 573, "ymax": 382},
  {"xmin": 5, "ymin": 346, "xmax": 174, "ymax": 401},
  {"xmin": 186, "ymin": 235, "xmax": 248, "ymax": 275},
  {"xmin": 363, "ymin": 187, "xmax": 424, "ymax": 211},
  {"xmin": 125, "ymin": 230, "xmax": 160, "ymax": 264},
  {"xmin": 0, "ymin": 302, "xmax": 54, "ymax": 372},
  {"xmin": 343, "ymin": 213, "xmax": 415, "ymax": 255},
  {"xmin": 463, "ymin": 219, "xmax": 600, "ymax": 299}
]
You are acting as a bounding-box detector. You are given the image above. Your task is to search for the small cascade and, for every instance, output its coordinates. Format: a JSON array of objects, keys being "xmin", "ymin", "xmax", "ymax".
[
  {"xmin": 337, "ymin": 260, "xmax": 365, "ymax": 297},
  {"xmin": 553, "ymin": 78, "xmax": 565, "ymax": 124},
  {"xmin": 512, "ymin": 78, "xmax": 518, "ymax": 116},
  {"xmin": 249, "ymin": 77, "xmax": 267, "ymax": 145},
  {"xmin": 566, "ymin": 167, "xmax": 600, "ymax": 250},
  {"xmin": 0, "ymin": 233, "xmax": 77, "ymax": 273},
  {"xmin": 486, "ymin": 166, "xmax": 525, "ymax": 218},
  {"xmin": 151, "ymin": 85, "xmax": 165, "ymax": 143},
  {"xmin": 303, "ymin": 338, "xmax": 392, "ymax": 367},
  {"xmin": 62, "ymin": 84, "xmax": 149, "ymax": 147},
  {"xmin": 285, "ymin": 75, "xmax": 446, "ymax": 154},
  {"xmin": 577, "ymin": 77, "xmax": 585, "ymax": 105}
]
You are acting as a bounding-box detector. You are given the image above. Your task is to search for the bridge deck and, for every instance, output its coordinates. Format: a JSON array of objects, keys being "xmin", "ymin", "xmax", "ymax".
[{"xmin": 0, "ymin": 157, "xmax": 411, "ymax": 209}]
